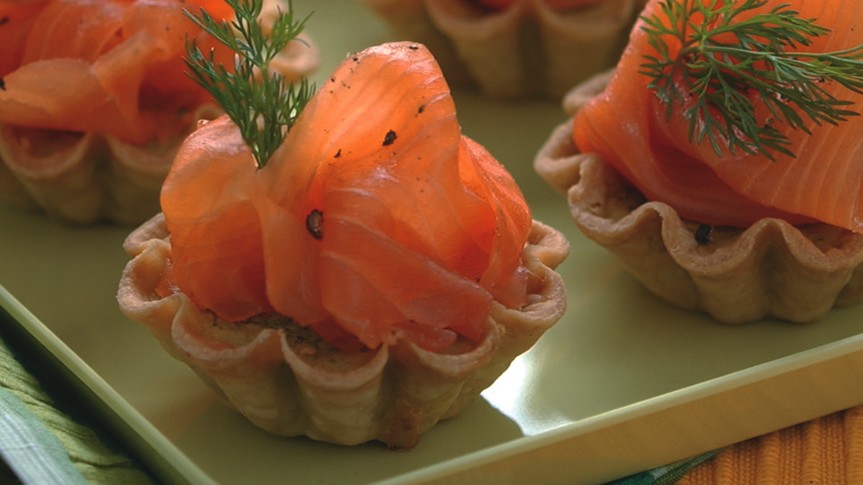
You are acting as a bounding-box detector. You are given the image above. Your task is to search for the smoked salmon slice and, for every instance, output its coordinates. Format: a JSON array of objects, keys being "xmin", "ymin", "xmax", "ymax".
[
  {"xmin": 159, "ymin": 115, "xmax": 273, "ymax": 322},
  {"xmin": 160, "ymin": 42, "xmax": 533, "ymax": 351},
  {"xmin": 573, "ymin": 0, "xmax": 863, "ymax": 232},
  {"xmin": 0, "ymin": 1, "xmax": 49, "ymax": 77},
  {"xmin": 0, "ymin": 0, "xmax": 234, "ymax": 144}
]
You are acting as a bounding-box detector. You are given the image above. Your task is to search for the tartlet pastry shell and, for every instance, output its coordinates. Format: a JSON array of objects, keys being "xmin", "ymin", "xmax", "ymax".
[
  {"xmin": 0, "ymin": 111, "xmax": 216, "ymax": 225},
  {"xmin": 117, "ymin": 214, "xmax": 568, "ymax": 448},
  {"xmin": 534, "ymin": 71, "xmax": 863, "ymax": 323},
  {"xmin": 0, "ymin": 31, "xmax": 317, "ymax": 225},
  {"xmin": 360, "ymin": 0, "xmax": 643, "ymax": 98}
]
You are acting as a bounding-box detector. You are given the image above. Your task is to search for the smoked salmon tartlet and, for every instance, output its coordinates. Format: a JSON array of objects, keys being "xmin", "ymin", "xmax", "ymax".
[
  {"xmin": 0, "ymin": 0, "xmax": 316, "ymax": 224},
  {"xmin": 535, "ymin": 0, "xmax": 863, "ymax": 323},
  {"xmin": 360, "ymin": 0, "xmax": 645, "ymax": 98},
  {"xmin": 117, "ymin": 41, "xmax": 569, "ymax": 448}
]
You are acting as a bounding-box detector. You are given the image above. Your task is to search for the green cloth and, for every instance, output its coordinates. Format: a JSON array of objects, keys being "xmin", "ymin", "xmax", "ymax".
[
  {"xmin": 0, "ymin": 386, "xmax": 85, "ymax": 484},
  {"xmin": 0, "ymin": 335, "xmax": 151, "ymax": 484},
  {"xmin": 605, "ymin": 450, "xmax": 721, "ymax": 485}
]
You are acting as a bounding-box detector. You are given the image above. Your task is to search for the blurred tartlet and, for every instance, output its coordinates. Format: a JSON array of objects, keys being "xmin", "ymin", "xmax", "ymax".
[
  {"xmin": 360, "ymin": 0, "xmax": 645, "ymax": 98},
  {"xmin": 535, "ymin": 0, "xmax": 863, "ymax": 323},
  {"xmin": 0, "ymin": 0, "xmax": 316, "ymax": 224}
]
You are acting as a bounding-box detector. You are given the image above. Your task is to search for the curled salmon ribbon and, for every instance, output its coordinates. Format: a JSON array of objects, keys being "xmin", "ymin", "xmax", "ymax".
[
  {"xmin": 573, "ymin": 0, "xmax": 863, "ymax": 232},
  {"xmin": 159, "ymin": 42, "xmax": 536, "ymax": 352}
]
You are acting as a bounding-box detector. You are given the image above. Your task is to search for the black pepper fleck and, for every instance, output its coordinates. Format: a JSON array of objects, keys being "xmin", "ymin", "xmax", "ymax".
[
  {"xmin": 408, "ymin": 44, "xmax": 419, "ymax": 50},
  {"xmin": 695, "ymin": 224, "xmax": 712, "ymax": 245},
  {"xmin": 334, "ymin": 148, "xmax": 341, "ymax": 158},
  {"xmin": 417, "ymin": 104, "xmax": 426, "ymax": 114},
  {"xmin": 382, "ymin": 129, "xmax": 397, "ymax": 146},
  {"xmin": 306, "ymin": 209, "xmax": 324, "ymax": 240},
  {"xmin": 0, "ymin": 16, "xmax": 9, "ymax": 26}
]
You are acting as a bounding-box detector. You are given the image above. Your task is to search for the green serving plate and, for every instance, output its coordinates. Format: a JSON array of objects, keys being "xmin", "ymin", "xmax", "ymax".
[{"xmin": 2, "ymin": 1, "xmax": 863, "ymax": 483}]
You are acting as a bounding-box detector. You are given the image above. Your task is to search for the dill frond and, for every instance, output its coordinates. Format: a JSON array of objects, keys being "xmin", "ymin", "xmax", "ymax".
[
  {"xmin": 184, "ymin": 0, "xmax": 314, "ymax": 168},
  {"xmin": 640, "ymin": 0, "xmax": 863, "ymax": 160}
]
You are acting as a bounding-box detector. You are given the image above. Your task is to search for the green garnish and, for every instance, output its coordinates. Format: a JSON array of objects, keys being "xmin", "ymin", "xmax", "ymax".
[
  {"xmin": 640, "ymin": 0, "xmax": 863, "ymax": 160},
  {"xmin": 184, "ymin": 0, "xmax": 314, "ymax": 168}
]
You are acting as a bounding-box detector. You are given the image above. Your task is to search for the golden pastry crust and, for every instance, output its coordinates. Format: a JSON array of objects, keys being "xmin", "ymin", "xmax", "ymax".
[
  {"xmin": 0, "ymin": 25, "xmax": 317, "ymax": 225},
  {"xmin": 0, "ymin": 107, "xmax": 218, "ymax": 225},
  {"xmin": 361, "ymin": 0, "xmax": 643, "ymax": 98},
  {"xmin": 117, "ymin": 213, "xmax": 568, "ymax": 448},
  {"xmin": 535, "ymin": 71, "xmax": 863, "ymax": 323}
]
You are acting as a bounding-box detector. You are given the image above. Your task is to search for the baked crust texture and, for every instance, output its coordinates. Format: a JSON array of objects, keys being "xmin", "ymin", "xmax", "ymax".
[
  {"xmin": 117, "ymin": 213, "xmax": 568, "ymax": 448},
  {"xmin": 534, "ymin": 71, "xmax": 863, "ymax": 323}
]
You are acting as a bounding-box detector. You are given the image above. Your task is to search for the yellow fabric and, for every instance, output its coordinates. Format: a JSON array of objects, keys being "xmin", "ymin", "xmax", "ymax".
[{"xmin": 678, "ymin": 405, "xmax": 863, "ymax": 484}]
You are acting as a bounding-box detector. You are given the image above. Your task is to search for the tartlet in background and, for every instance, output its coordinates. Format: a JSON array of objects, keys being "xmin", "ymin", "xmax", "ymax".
[
  {"xmin": 534, "ymin": 0, "xmax": 863, "ymax": 324},
  {"xmin": 360, "ymin": 0, "xmax": 646, "ymax": 99},
  {"xmin": 0, "ymin": 0, "xmax": 317, "ymax": 225},
  {"xmin": 535, "ymin": 94, "xmax": 863, "ymax": 323}
]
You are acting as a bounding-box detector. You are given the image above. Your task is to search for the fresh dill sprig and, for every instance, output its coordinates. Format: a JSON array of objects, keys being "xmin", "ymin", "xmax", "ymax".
[
  {"xmin": 640, "ymin": 0, "xmax": 863, "ymax": 160},
  {"xmin": 184, "ymin": 0, "xmax": 314, "ymax": 168}
]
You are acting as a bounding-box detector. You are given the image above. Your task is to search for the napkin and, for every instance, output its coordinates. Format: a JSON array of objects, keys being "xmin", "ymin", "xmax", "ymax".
[
  {"xmin": 608, "ymin": 404, "xmax": 863, "ymax": 484},
  {"xmin": 0, "ymin": 335, "xmax": 150, "ymax": 484},
  {"xmin": 0, "ymin": 387, "xmax": 85, "ymax": 484},
  {"xmin": 607, "ymin": 451, "xmax": 721, "ymax": 485},
  {"xmin": 676, "ymin": 405, "xmax": 863, "ymax": 484}
]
